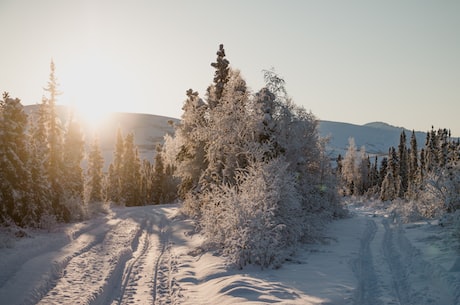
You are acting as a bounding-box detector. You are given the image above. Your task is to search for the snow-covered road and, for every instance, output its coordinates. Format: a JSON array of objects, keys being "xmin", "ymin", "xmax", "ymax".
[
  {"xmin": 0, "ymin": 205, "xmax": 184, "ymax": 305},
  {"xmin": 1, "ymin": 203, "xmax": 459, "ymax": 305},
  {"xmin": 351, "ymin": 209, "xmax": 460, "ymax": 305}
]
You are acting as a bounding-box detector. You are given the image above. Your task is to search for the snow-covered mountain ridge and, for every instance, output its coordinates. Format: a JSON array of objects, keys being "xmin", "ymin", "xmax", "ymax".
[
  {"xmin": 24, "ymin": 105, "xmax": 428, "ymax": 162},
  {"xmin": 319, "ymin": 120, "xmax": 427, "ymax": 158}
]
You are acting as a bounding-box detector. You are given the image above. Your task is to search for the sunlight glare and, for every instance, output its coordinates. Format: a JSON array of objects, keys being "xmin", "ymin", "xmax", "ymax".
[{"xmin": 60, "ymin": 51, "xmax": 128, "ymax": 129}]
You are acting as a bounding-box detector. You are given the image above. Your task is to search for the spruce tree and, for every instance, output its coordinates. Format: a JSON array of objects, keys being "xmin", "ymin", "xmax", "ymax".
[
  {"xmin": 398, "ymin": 130, "xmax": 409, "ymax": 195},
  {"xmin": 86, "ymin": 136, "xmax": 105, "ymax": 203},
  {"xmin": 121, "ymin": 133, "xmax": 141, "ymax": 206},
  {"xmin": 62, "ymin": 112, "xmax": 85, "ymax": 200},
  {"xmin": 28, "ymin": 101, "xmax": 52, "ymax": 225},
  {"xmin": 140, "ymin": 159, "xmax": 153, "ymax": 204},
  {"xmin": 380, "ymin": 147, "xmax": 401, "ymax": 200},
  {"xmin": 203, "ymin": 69, "xmax": 251, "ymax": 186},
  {"xmin": 336, "ymin": 154, "xmax": 343, "ymax": 177},
  {"xmin": 208, "ymin": 44, "xmax": 230, "ymax": 108},
  {"xmin": 408, "ymin": 130, "xmax": 419, "ymax": 191},
  {"xmin": 107, "ymin": 128, "xmax": 124, "ymax": 203},
  {"xmin": 43, "ymin": 60, "xmax": 68, "ymax": 221},
  {"xmin": 419, "ymin": 148, "xmax": 426, "ymax": 184},
  {"xmin": 379, "ymin": 157, "xmax": 388, "ymax": 186},
  {"xmin": 0, "ymin": 93, "xmax": 32, "ymax": 225},
  {"xmin": 175, "ymin": 89, "xmax": 208, "ymax": 199},
  {"xmin": 152, "ymin": 144, "xmax": 165, "ymax": 204}
]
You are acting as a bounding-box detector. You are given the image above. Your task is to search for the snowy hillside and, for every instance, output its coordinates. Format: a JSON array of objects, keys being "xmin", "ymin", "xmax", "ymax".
[
  {"xmin": 24, "ymin": 105, "xmax": 427, "ymax": 164},
  {"xmin": 319, "ymin": 120, "xmax": 427, "ymax": 158}
]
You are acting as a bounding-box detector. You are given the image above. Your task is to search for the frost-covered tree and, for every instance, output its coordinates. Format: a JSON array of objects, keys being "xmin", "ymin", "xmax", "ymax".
[
  {"xmin": 167, "ymin": 44, "xmax": 343, "ymax": 267},
  {"xmin": 202, "ymin": 69, "xmax": 252, "ymax": 187},
  {"xmin": 175, "ymin": 89, "xmax": 208, "ymax": 200},
  {"xmin": 0, "ymin": 93, "xmax": 32, "ymax": 226},
  {"xmin": 341, "ymin": 137, "xmax": 358, "ymax": 195},
  {"xmin": 356, "ymin": 146, "xmax": 370, "ymax": 195},
  {"xmin": 28, "ymin": 104, "xmax": 52, "ymax": 225}
]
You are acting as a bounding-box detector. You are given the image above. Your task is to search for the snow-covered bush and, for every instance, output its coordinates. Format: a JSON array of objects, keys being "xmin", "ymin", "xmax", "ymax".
[
  {"xmin": 38, "ymin": 212, "xmax": 58, "ymax": 232},
  {"xmin": 62, "ymin": 196, "xmax": 86, "ymax": 221},
  {"xmin": 202, "ymin": 158, "xmax": 303, "ymax": 269},
  {"xmin": 389, "ymin": 199, "xmax": 424, "ymax": 223},
  {"xmin": 86, "ymin": 201, "xmax": 109, "ymax": 218}
]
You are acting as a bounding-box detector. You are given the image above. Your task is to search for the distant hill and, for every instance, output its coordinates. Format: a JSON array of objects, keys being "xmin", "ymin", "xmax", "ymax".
[
  {"xmin": 23, "ymin": 105, "xmax": 429, "ymax": 166},
  {"xmin": 319, "ymin": 120, "xmax": 427, "ymax": 159}
]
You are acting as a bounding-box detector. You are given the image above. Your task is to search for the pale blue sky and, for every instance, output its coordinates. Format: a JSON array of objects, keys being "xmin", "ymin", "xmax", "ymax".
[{"xmin": 1, "ymin": 0, "xmax": 459, "ymax": 135}]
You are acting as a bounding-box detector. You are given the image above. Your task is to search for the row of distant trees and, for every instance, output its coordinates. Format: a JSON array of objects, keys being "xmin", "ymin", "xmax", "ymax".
[
  {"xmin": 338, "ymin": 128, "xmax": 460, "ymax": 216},
  {"xmin": 0, "ymin": 62, "xmax": 170, "ymax": 227}
]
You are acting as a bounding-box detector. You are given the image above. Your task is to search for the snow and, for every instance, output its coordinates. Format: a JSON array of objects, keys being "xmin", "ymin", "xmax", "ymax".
[{"xmin": 1, "ymin": 203, "xmax": 459, "ymax": 305}]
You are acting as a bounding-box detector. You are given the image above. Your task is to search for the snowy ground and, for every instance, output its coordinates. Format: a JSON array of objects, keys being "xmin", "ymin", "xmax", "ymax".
[{"xmin": 1, "ymin": 203, "xmax": 459, "ymax": 305}]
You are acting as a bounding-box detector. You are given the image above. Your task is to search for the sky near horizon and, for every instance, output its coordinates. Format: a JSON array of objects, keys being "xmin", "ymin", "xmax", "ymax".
[{"xmin": 1, "ymin": 0, "xmax": 459, "ymax": 135}]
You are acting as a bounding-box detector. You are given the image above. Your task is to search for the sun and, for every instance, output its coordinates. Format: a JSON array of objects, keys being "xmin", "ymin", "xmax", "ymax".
[
  {"xmin": 60, "ymin": 54, "xmax": 124, "ymax": 130},
  {"xmin": 72, "ymin": 100, "xmax": 110, "ymax": 129}
]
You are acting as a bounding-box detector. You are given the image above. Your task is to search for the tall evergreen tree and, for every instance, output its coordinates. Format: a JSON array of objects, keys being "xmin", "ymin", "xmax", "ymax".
[
  {"xmin": 0, "ymin": 93, "xmax": 32, "ymax": 225},
  {"xmin": 121, "ymin": 133, "xmax": 141, "ymax": 206},
  {"xmin": 43, "ymin": 60, "xmax": 68, "ymax": 221},
  {"xmin": 107, "ymin": 128, "xmax": 124, "ymax": 203},
  {"xmin": 379, "ymin": 157, "xmax": 388, "ymax": 186},
  {"xmin": 28, "ymin": 100, "xmax": 52, "ymax": 225},
  {"xmin": 380, "ymin": 147, "xmax": 401, "ymax": 200},
  {"xmin": 419, "ymin": 148, "xmax": 426, "ymax": 184},
  {"xmin": 424, "ymin": 127, "xmax": 439, "ymax": 172},
  {"xmin": 175, "ymin": 89, "xmax": 208, "ymax": 199},
  {"xmin": 152, "ymin": 144, "xmax": 165, "ymax": 204},
  {"xmin": 408, "ymin": 130, "xmax": 419, "ymax": 191},
  {"xmin": 336, "ymin": 154, "xmax": 343, "ymax": 177},
  {"xmin": 398, "ymin": 130, "xmax": 409, "ymax": 195},
  {"xmin": 369, "ymin": 155, "xmax": 380, "ymax": 190},
  {"xmin": 62, "ymin": 112, "xmax": 85, "ymax": 200},
  {"xmin": 203, "ymin": 69, "xmax": 251, "ymax": 186},
  {"xmin": 139, "ymin": 159, "xmax": 153, "ymax": 204},
  {"xmin": 86, "ymin": 136, "xmax": 105, "ymax": 203},
  {"xmin": 208, "ymin": 44, "xmax": 230, "ymax": 108}
]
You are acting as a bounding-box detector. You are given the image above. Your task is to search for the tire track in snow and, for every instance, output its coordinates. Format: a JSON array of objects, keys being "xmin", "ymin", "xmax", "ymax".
[
  {"xmin": 153, "ymin": 215, "xmax": 170, "ymax": 304},
  {"xmin": 36, "ymin": 218, "xmax": 140, "ymax": 305},
  {"xmin": 115, "ymin": 218, "xmax": 153, "ymax": 305},
  {"xmin": 115, "ymin": 209, "xmax": 180, "ymax": 305},
  {"xmin": 351, "ymin": 219, "xmax": 382, "ymax": 305},
  {"xmin": 384, "ymin": 218, "xmax": 459, "ymax": 305},
  {"xmin": 382, "ymin": 218, "xmax": 412, "ymax": 305}
]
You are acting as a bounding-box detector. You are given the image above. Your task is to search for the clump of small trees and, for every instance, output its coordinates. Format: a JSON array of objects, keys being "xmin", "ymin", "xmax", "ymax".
[{"xmin": 165, "ymin": 45, "xmax": 345, "ymax": 268}]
